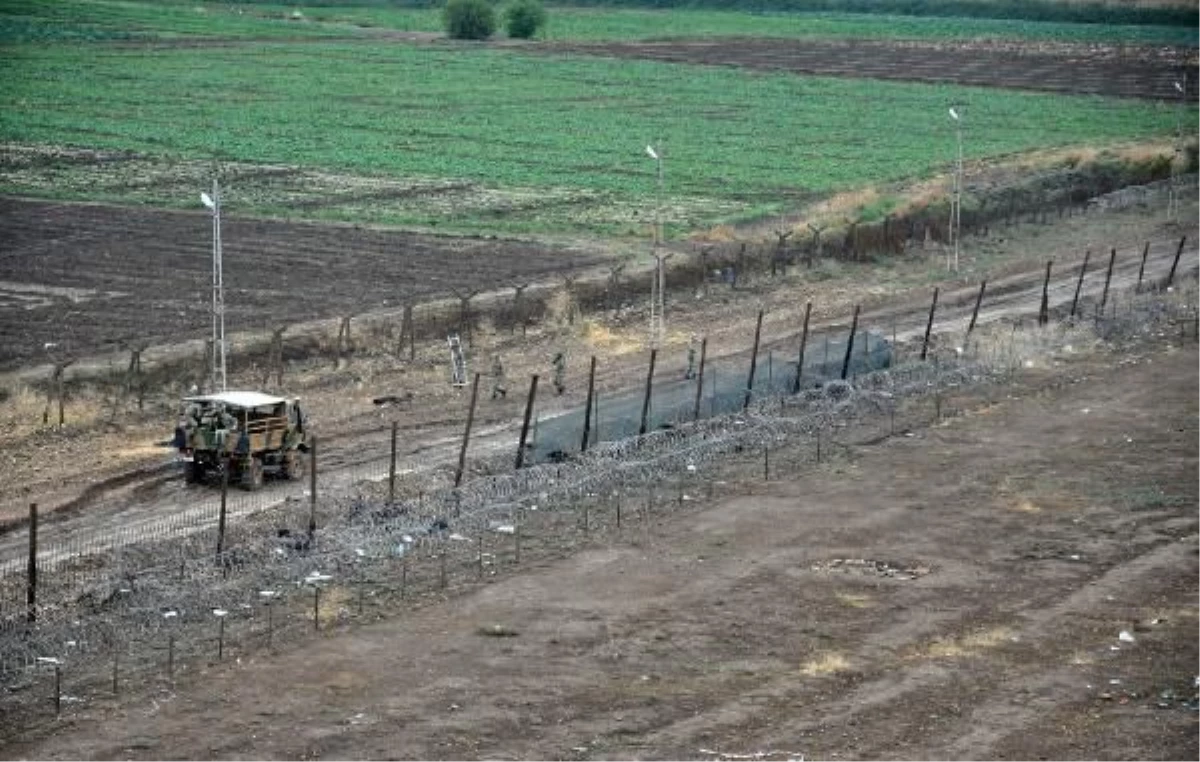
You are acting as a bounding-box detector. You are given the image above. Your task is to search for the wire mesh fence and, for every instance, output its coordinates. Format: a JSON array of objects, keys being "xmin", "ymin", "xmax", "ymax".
[{"xmin": 0, "ymin": 273, "xmax": 1195, "ymax": 734}]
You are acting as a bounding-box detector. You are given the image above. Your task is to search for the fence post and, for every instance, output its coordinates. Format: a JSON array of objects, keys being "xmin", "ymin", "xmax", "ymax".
[
  {"xmin": 515, "ymin": 375, "xmax": 539, "ymax": 469},
  {"xmin": 312, "ymin": 586, "xmax": 320, "ymax": 631},
  {"xmin": 639, "ymin": 348, "xmax": 657, "ymax": 436},
  {"xmin": 841, "ymin": 305, "xmax": 860, "ymax": 380},
  {"xmin": 454, "ymin": 373, "xmax": 481, "ymax": 488},
  {"xmin": 744, "ymin": 309, "xmax": 764, "ymax": 410},
  {"xmin": 1098, "ymin": 247, "xmax": 1117, "ymax": 316},
  {"xmin": 1165, "ymin": 234, "xmax": 1187, "ymax": 289},
  {"xmin": 26, "ymin": 502, "xmax": 36, "ymax": 625},
  {"xmin": 920, "ymin": 289, "xmax": 938, "ymax": 361},
  {"xmin": 1038, "ymin": 260, "xmax": 1052, "ymax": 326},
  {"xmin": 388, "ymin": 421, "xmax": 398, "ymax": 502},
  {"xmin": 307, "ymin": 435, "xmax": 318, "ymax": 537},
  {"xmin": 967, "ymin": 279, "xmax": 987, "ymax": 338},
  {"xmin": 1135, "ymin": 241, "xmax": 1150, "ymax": 292},
  {"xmin": 581, "ymin": 356, "xmax": 596, "ymax": 453},
  {"xmin": 1070, "ymin": 251, "xmax": 1090, "ymax": 319},
  {"xmin": 692, "ymin": 336, "xmax": 708, "ymax": 421},
  {"xmin": 793, "ymin": 301, "xmax": 812, "ymax": 393}
]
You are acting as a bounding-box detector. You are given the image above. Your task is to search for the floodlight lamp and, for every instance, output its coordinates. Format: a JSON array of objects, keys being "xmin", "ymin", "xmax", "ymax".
[
  {"xmin": 1175, "ymin": 81, "xmax": 1184, "ymax": 93},
  {"xmin": 201, "ymin": 192, "xmax": 215, "ymax": 210},
  {"xmin": 645, "ymin": 145, "xmax": 659, "ymax": 160},
  {"xmin": 948, "ymin": 108, "xmax": 960, "ymax": 121}
]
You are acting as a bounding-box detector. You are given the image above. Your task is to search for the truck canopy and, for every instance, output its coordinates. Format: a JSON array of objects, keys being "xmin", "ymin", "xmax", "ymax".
[{"xmin": 182, "ymin": 391, "xmax": 289, "ymax": 410}]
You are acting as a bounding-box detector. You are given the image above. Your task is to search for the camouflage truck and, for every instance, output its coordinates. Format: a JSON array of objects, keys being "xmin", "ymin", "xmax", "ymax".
[{"xmin": 172, "ymin": 391, "xmax": 308, "ymax": 490}]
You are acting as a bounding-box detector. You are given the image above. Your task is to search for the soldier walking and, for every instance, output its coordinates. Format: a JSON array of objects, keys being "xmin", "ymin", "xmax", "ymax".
[
  {"xmin": 551, "ymin": 351, "xmax": 567, "ymax": 396},
  {"xmin": 490, "ymin": 355, "xmax": 507, "ymax": 400}
]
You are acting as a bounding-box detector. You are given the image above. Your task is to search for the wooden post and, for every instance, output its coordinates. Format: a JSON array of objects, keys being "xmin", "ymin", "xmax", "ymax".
[
  {"xmin": 515, "ymin": 375, "xmax": 539, "ymax": 469},
  {"xmin": 580, "ymin": 356, "xmax": 596, "ymax": 453},
  {"xmin": 841, "ymin": 305, "xmax": 860, "ymax": 380},
  {"xmin": 454, "ymin": 373, "xmax": 481, "ymax": 488},
  {"xmin": 1038, "ymin": 260, "xmax": 1052, "ymax": 326},
  {"xmin": 1135, "ymin": 241, "xmax": 1150, "ymax": 292},
  {"xmin": 388, "ymin": 421, "xmax": 398, "ymax": 502},
  {"xmin": 307, "ymin": 436, "xmax": 318, "ymax": 537},
  {"xmin": 692, "ymin": 336, "xmax": 708, "ymax": 421},
  {"xmin": 216, "ymin": 460, "xmax": 228, "ymax": 559},
  {"xmin": 921, "ymin": 289, "xmax": 939, "ymax": 361},
  {"xmin": 400, "ymin": 305, "xmax": 415, "ymax": 361},
  {"xmin": 26, "ymin": 502, "xmax": 37, "ymax": 625},
  {"xmin": 312, "ymin": 587, "xmax": 320, "ymax": 631},
  {"xmin": 1166, "ymin": 235, "xmax": 1185, "ymax": 289},
  {"xmin": 743, "ymin": 309, "xmax": 764, "ymax": 410},
  {"xmin": 967, "ymin": 280, "xmax": 987, "ymax": 336},
  {"xmin": 1070, "ymin": 251, "xmax": 1090, "ymax": 319},
  {"xmin": 639, "ymin": 348, "xmax": 657, "ymax": 436},
  {"xmin": 763, "ymin": 446, "xmax": 770, "ymax": 480},
  {"xmin": 1099, "ymin": 248, "xmax": 1116, "ymax": 316},
  {"xmin": 56, "ymin": 372, "xmax": 64, "ymax": 427},
  {"xmin": 793, "ymin": 301, "xmax": 812, "ymax": 393}
]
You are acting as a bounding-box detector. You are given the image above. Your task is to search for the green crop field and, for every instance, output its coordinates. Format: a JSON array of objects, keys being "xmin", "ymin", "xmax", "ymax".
[{"xmin": 0, "ymin": 1, "xmax": 1194, "ymax": 237}]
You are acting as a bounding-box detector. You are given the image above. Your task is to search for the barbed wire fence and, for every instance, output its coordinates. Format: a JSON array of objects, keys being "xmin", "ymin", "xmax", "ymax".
[{"xmin": 0, "ymin": 272, "xmax": 1196, "ymax": 737}]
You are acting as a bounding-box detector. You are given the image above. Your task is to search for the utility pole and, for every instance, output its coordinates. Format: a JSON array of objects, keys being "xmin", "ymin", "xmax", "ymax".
[
  {"xmin": 646, "ymin": 143, "xmax": 668, "ymax": 348},
  {"xmin": 202, "ymin": 179, "xmax": 227, "ymax": 391},
  {"xmin": 1169, "ymin": 80, "xmax": 1185, "ymax": 223},
  {"xmin": 948, "ymin": 107, "xmax": 963, "ymax": 273}
]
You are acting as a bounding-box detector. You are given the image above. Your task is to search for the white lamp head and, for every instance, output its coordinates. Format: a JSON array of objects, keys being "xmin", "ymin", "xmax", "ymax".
[
  {"xmin": 200, "ymin": 192, "xmax": 215, "ymax": 210},
  {"xmin": 645, "ymin": 145, "xmax": 659, "ymax": 160},
  {"xmin": 948, "ymin": 108, "xmax": 960, "ymax": 121}
]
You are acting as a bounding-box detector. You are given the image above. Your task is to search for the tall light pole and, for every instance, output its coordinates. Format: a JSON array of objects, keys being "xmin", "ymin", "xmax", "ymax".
[
  {"xmin": 201, "ymin": 179, "xmax": 227, "ymax": 392},
  {"xmin": 948, "ymin": 107, "xmax": 963, "ymax": 273},
  {"xmin": 1169, "ymin": 80, "xmax": 1184, "ymax": 223},
  {"xmin": 646, "ymin": 143, "xmax": 667, "ymax": 348}
]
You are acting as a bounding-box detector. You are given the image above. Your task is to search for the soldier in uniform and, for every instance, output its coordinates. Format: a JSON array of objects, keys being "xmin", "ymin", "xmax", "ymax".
[
  {"xmin": 490, "ymin": 355, "xmax": 507, "ymax": 400},
  {"xmin": 551, "ymin": 351, "xmax": 566, "ymax": 395}
]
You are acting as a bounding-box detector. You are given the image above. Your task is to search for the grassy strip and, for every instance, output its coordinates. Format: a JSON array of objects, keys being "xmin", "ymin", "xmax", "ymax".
[
  {"xmin": 1, "ymin": 1, "xmax": 1193, "ymax": 45},
  {"xmin": 0, "ymin": 0, "xmax": 352, "ymax": 43},
  {"xmin": 203, "ymin": 3, "xmax": 1200, "ymax": 45},
  {"xmin": 541, "ymin": 0, "xmax": 1199, "ymax": 28}
]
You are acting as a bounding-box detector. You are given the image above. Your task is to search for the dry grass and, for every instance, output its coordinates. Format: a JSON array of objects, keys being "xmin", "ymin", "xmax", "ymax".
[
  {"xmin": 835, "ymin": 592, "xmax": 876, "ymax": 609},
  {"xmin": 923, "ymin": 626, "xmax": 1016, "ymax": 659},
  {"xmin": 800, "ymin": 652, "xmax": 851, "ymax": 676}
]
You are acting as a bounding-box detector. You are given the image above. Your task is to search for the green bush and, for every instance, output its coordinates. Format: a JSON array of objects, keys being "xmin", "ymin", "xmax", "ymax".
[
  {"xmin": 444, "ymin": 0, "xmax": 495, "ymax": 40},
  {"xmin": 505, "ymin": 0, "xmax": 546, "ymax": 39}
]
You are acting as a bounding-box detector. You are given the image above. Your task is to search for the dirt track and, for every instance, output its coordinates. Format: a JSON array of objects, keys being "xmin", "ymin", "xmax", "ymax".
[
  {"xmin": 0, "ymin": 197, "xmax": 601, "ymax": 369},
  {"xmin": 4, "ymin": 336, "xmax": 1195, "ymax": 760},
  {"xmin": 0, "ymin": 221, "xmax": 1194, "ymax": 573},
  {"xmin": 545, "ymin": 37, "xmax": 1198, "ymax": 101}
]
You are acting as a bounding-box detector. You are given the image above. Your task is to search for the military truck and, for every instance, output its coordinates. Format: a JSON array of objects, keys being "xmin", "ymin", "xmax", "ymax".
[{"xmin": 172, "ymin": 391, "xmax": 308, "ymax": 490}]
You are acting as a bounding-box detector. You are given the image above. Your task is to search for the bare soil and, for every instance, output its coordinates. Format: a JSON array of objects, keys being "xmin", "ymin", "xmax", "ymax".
[
  {"xmin": 3, "ymin": 337, "xmax": 1195, "ymax": 761},
  {"xmin": 0, "ymin": 197, "xmax": 602, "ymax": 369},
  {"xmin": 543, "ymin": 37, "xmax": 1198, "ymax": 101}
]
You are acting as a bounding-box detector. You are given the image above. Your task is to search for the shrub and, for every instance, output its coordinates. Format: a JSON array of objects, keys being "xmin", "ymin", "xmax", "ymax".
[
  {"xmin": 444, "ymin": 0, "xmax": 495, "ymax": 40},
  {"xmin": 505, "ymin": 0, "xmax": 546, "ymax": 39}
]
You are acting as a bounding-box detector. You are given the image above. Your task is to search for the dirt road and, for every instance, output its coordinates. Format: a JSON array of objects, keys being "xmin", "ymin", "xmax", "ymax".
[
  {"xmin": 4, "ymin": 329, "xmax": 1195, "ymax": 760},
  {"xmin": 0, "ymin": 231, "xmax": 1193, "ymax": 572}
]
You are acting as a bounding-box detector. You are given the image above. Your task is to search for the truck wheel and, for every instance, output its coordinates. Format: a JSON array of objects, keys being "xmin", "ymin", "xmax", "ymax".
[
  {"xmin": 241, "ymin": 457, "xmax": 264, "ymax": 491},
  {"xmin": 186, "ymin": 461, "xmax": 206, "ymax": 484},
  {"xmin": 282, "ymin": 450, "xmax": 306, "ymax": 481}
]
